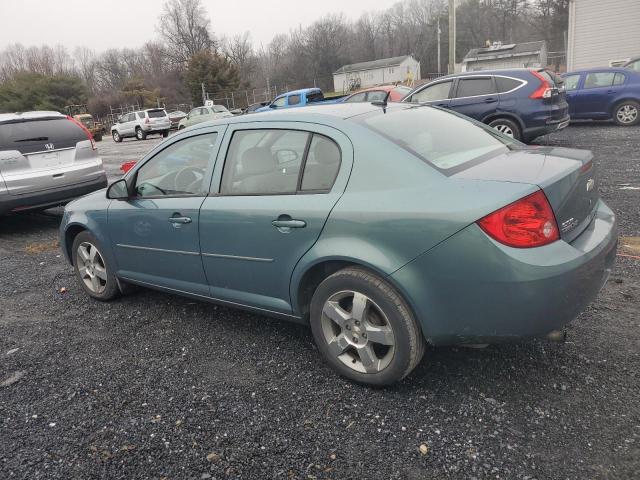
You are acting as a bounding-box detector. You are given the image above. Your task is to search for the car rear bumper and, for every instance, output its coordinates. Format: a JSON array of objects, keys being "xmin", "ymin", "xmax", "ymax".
[
  {"xmin": 0, "ymin": 175, "xmax": 108, "ymax": 215},
  {"xmin": 391, "ymin": 199, "xmax": 617, "ymax": 345},
  {"xmin": 523, "ymin": 114, "xmax": 571, "ymax": 141}
]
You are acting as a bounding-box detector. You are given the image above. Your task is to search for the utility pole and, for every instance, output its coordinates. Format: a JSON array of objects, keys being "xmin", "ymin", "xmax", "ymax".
[
  {"xmin": 448, "ymin": 0, "xmax": 456, "ymax": 74},
  {"xmin": 201, "ymin": 83, "xmax": 206, "ymax": 106},
  {"xmin": 437, "ymin": 16, "xmax": 441, "ymax": 74}
]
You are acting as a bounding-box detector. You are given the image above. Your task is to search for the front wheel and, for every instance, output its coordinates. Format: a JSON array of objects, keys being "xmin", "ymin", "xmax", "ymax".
[
  {"xmin": 112, "ymin": 130, "xmax": 122, "ymax": 143},
  {"xmin": 613, "ymin": 101, "xmax": 640, "ymax": 126},
  {"xmin": 71, "ymin": 231, "xmax": 120, "ymax": 301},
  {"xmin": 309, "ymin": 267, "xmax": 425, "ymax": 386},
  {"xmin": 488, "ymin": 118, "xmax": 522, "ymax": 141}
]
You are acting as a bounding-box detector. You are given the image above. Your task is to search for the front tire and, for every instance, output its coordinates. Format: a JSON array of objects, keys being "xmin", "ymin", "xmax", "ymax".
[
  {"xmin": 613, "ymin": 100, "xmax": 640, "ymax": 126},
  {"xmin": 71, "ymin": 231, "xmax": 119, "ymax": 301},
  {"xmin": 112, "ymin": 130, "xmax": 122, "ymax": 143},
  {"xmin": 309, "ymin": 267, "xmax": 425, "ymax": 386},
  {"xmin": 488, "ymin": 118, "xmax": 522, "ymax": 141}
]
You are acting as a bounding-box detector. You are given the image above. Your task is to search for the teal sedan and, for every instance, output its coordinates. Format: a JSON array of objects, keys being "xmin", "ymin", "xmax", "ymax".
[{"xmin": 59, "ymin": 103, "xmax": 617, "ymax": 385}]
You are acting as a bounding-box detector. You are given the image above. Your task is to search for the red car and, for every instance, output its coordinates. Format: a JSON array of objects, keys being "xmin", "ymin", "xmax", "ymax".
[{"xmin": 342, "ymin": 84, "xmax": 412, "ymax": 103}]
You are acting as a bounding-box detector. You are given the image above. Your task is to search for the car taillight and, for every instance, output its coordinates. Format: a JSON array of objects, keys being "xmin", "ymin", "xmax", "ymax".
[
  {"xmin": 529, "ymin": 70, "xmax": 553, "ymax": 99},
  {"xmin": 477, "ymin": 190, "xmax": 559, "ymax": 248},
  {"xmin": 66, "ymin": 115, "xmax": 97, "ymax": 150},
  {"xmin": 145, "ymin": 118, "xmax": 150, "ymax": 124}
]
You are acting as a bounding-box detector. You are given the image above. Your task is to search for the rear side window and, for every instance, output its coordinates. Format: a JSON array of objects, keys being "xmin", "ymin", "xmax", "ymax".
[
  {"xmin": 393, "ymin": 86, "xmax": 412, "ymax": 99},
  {"xmin": 345, "ymin": 92, "xmax": 367, "ymax": 103},
  {"xmin": 147, "ymin": 109, "xmax": 166, "ymax": 118},
  {"xmin": 301, "ymin": 135, "xmax": 341, "ymax": 191},
  {"xmin": 584, "ymin": 72, "xmax": 617, "ymax": 89},
  {"xmin": 613, "ymin": 73, "xmax": 626, "ymax": 85},
  {"xmin": 288, "ymin": 94, "xmax": 301, "ymax": 106},
  {"xmin": 360, "ymin": 107, "xmax": 517, "ymax": 172},
  {"xmin": 137, "ymin": 112, "xmax": 146, "ymax": 119},
  {"xmin": 495, "ymin": 77, "xmax": 523, "ymax": 93},
  {"xmin": 455, "ymin": 77, "xmax": 495, "ymax": 97},
  {"xmin": 0, "ymin": 118, "xmax": 86, "ymax": 154}
]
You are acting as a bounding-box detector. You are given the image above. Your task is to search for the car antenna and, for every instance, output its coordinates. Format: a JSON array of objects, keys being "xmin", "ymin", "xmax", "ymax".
[{"xmin": 370, "ymin": 92, "xmax": 390, "ymax": 112}]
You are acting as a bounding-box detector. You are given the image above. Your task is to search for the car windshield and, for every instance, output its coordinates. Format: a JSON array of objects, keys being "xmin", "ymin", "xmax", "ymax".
[
  {"xmin": 359, "ymin": 106, "xmax": 521, "ymax": 171},
  {"xmin": 213, "ymin": 106, "xmax": 228, "ymax": 113}
]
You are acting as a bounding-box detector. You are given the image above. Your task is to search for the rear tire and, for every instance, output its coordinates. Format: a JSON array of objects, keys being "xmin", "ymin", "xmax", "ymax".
[
  {"xmin": 309, "ymin": 267, "xmax": 425, "ymax": 386},
  {"xmin": 613, "ymin": 100, "xmax": 640, "ymax": 126},
  {"xmin": 71, "ymin": 231, "xmax": 120, "ymax": 301},
  {"xmin": 112, "ymin": 130, "xmax": 122, "ymax": 143},
  {"xmin": 162, "ymin": 130, "xmax": 169, "ymax": 138},
  {"xmin": 488, "ymin": 118, "xmax": 522, "ymax": 141},
  {"xmin": 135, "ymin": 127, "xmax": 147, "ymax": 140}
]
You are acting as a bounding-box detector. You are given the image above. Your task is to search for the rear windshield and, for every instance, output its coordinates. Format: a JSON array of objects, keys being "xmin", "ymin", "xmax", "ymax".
[
  {"xmin": 0, "ymin": 117, "xmax": 86, "ymax": 154},
  {"xmin": 359, "ymin": 106, "xmax": 520, "ymax": 172},
  {"xmin": 393, "ymin": 86, "xmax": 412, "ymax": 98},
  {"xmin": 307, "ymin": 91, "xmax": 325, "ymax": 103},
  {"xmin": 147, "ymin": 109, "xmax": 167, "ymax": 118}
]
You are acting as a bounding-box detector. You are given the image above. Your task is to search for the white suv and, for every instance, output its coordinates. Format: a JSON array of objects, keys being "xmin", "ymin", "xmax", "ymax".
[{"xmin": 111, "ymin": 109, "xmax": 171, "ymax": 142}]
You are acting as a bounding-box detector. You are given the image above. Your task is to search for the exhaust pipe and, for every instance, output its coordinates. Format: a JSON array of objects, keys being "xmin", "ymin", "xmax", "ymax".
[{"xmin": 547, "ymin": 329, "xmax": 567, "ymax": 343}]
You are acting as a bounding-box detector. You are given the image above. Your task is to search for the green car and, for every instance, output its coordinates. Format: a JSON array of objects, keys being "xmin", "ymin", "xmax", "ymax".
[
  {"xmin": 59, "ymin": 103, "xmax": 617, "ymax": 386},
  {"xmin": 178, "ymin": 105, "xmax": 233, "ymax": 129}
]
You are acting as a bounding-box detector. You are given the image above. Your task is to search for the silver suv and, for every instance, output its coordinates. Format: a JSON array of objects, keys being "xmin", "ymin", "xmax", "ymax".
[
  {"xmin": 0, "ymin": 111, "xmax": 107, "ymax": 215},
  {"xmin": 111, "ymin": 108, "xmax": 171, "ymax": 142}
]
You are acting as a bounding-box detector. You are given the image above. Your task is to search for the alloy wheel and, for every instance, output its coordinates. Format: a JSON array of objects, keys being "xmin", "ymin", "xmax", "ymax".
[
  {"xmin": 320, "ymin": 290, "xmax": 395, "ymax": 374},
  {"xmin": 493, "ymin": 124, "xmax": 514, "ymax": 137},
  {"xmin": 76, "ymin": 242, "xmax": 108, "ymax": 294},
  {"xmin": 616, "ymin": 104, "xmax": 638, "ymax": 124}
]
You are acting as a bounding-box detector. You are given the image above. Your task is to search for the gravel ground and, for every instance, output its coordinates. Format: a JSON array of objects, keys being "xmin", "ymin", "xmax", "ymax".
[{"xmin": 1, "ymin": 124, "xmax": 639, "ymax": 480}]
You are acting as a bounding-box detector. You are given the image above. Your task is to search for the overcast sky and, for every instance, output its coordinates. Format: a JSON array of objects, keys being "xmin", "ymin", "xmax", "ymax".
[{"xmin": 0, "ymin": 0, "xmax": 399, "ymax": 52}]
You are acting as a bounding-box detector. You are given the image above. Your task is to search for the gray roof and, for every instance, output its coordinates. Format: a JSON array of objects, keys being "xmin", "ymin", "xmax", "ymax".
[
  {"xmin": 334, "ymin": 55, "xmax": 413, "ymax": 74},
  {"xmin": 463, "ymin": 41, "xmax": 546, "ymax": 62}
]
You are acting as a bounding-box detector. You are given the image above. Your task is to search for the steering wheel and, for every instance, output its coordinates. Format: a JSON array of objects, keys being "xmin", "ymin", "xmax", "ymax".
[
  {"xmin": 137, "ymin": 182, "xmax": 167, "ymax": 195},
  {"xmin": 175, "ymin": 166, "xmax": 205, "ymax": 193}
]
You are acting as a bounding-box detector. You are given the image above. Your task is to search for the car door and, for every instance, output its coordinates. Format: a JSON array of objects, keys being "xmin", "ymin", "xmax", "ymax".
[
  {"xmin": 563, "ymin": 73, "xmax": 582, "ymax": 117},
  {"xmin": 575, "ymin": 71, "xmax": 625, "ymax": 118},
  {"xmin": 405, "ymin": 80, "xmax": 453, "ymax": 108},
  {"xmin": 199, "ymin": 123, "xmax": 353, "ymax": 314},
  {"xmin": 124, "ymin": 113, "xmax": 137, "ymax": 136},
  {"xmin": 108, "ymin": 129, "xmax": 224, "ymax": 295},
  {"xmin": 185, "ymin": 108, "xmax": 201, "ymax": 127},
  {"xmin": 448, "ymin": 76, "xmax": 498, "ymax": 121}
]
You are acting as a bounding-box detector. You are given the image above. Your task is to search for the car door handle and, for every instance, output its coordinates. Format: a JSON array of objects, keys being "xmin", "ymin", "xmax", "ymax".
[
  {"xmin": 168, "ymin": 216, "xmax": 192, "ymax": 224},
  {"xmin": 484, "ymin": 97, "xmax": 497, "ymax": 103},
  {"xmin": 272, "ymin": 219, "xmax": 306, "ymax": 228}
]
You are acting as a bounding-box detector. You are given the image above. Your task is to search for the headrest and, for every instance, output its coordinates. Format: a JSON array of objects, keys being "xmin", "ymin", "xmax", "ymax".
[{"xmin": 240, "ymin": 147, "xmax": 275, "ymax": 175}]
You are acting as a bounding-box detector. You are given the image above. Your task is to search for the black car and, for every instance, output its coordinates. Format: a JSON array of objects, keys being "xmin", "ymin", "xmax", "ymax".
[{"xmin": 403, "ymin": 69, "xmax": 570, "ymax": 143}]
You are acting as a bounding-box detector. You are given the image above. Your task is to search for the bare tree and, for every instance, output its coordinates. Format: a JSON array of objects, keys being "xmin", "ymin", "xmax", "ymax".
[{"xmin": 158, "ymin": 0, "xmax": 214, "ymax": 65}]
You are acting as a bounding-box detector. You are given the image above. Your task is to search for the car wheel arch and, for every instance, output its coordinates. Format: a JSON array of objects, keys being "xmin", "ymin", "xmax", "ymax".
[
  {"xmin": 64, "ymin": 224, "xmax": 87, "ymax": 264},
  {"xmin": 611, "ymin": 98, "xmax": 640, "ymax": 115},
  {"xmin": 482, "ymin": 112, "xmax": 525, "ymax": 132}
]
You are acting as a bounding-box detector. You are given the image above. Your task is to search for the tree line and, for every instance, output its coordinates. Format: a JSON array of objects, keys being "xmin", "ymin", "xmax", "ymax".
[{"xmin": 0, "ymin": 0, "xmax": 568, "ymax": 116}]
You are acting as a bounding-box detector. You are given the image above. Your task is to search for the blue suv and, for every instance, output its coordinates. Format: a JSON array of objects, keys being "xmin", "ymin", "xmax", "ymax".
[{"xmin": 403, "ymin": 69, "xmax": 570, "ymax": 142}]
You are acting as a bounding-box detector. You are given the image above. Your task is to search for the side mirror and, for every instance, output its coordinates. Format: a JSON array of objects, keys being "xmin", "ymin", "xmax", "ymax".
[
  {"xmin": 106, "ymin": 178, "xmax": 129, "ymax": 200},
  {"xmin": 269, "ymin": 103, "xmax": 277, "ymax": 109},
  {"xmin": 186, "ymin": 114, "xmax": 190, "ymax": 120}
]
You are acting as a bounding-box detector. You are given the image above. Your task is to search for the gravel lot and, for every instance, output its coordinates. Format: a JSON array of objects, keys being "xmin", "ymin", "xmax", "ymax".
[{"xmin": 1, "ymin": 124, "xmax": 639, "ymax": 480}]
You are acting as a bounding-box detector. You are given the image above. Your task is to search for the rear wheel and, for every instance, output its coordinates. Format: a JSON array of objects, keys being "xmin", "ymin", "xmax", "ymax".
[
  {"xmin": 488, "ymin": 118, "xmax": 522, "ymax": 141},
  {"xmin": 112, "ymin": 130, "xmax": 122, "ymax": 143},
  {"xmin": 613, "ymin": 100, "xmax": 640, "ymax": 126},
  {"xmin": 162, "ymin": 130, "xmax": 169, "ymax": 138},
  {"xmin": 136, "ymin": 127, "xmax": 147, "ymax": 140},
  {"xmin": 309, "ymin": 267, "xmax": 425, "ymax": 386},
  {"xmin": 71, "ymin": 231, "xmax": 119, "ymax": 301}
]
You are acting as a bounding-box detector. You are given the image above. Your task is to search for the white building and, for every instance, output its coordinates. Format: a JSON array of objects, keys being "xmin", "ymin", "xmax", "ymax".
[
  {"xmin": 567, "ymin": 0, "xmax": 640, "ymax": 70},
  {"xmin": 333, "ymin": 55, "xmax": 421, "ymax": 92},
  {"xmin": 462, "ymin": 41, "xmax": 547, "ymax": 72}
]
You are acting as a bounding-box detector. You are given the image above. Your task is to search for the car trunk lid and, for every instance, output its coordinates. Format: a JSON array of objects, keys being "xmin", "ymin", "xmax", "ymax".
[{"xmin": 453, "ymin": 147, "xmax": 599, "ymax": 242}]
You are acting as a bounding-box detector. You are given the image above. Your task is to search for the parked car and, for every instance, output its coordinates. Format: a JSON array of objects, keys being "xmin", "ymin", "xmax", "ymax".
[
  {"xmin": 178, "ymin": 105, "xmax": 233, "ymax": 129},
  {"xmin": 255, "ymin": 88, "xmax": 343, "ymax": 112},
  {"xmin": 111, "ymin": 109, "xmax": 171, "ymax": 142},
  {"xmin": 624, "ymin": 57, "xmax": 640, "ymax": 72},
  {"xmin": 167, "ymin": 110, "xmax": 187, "ymax": 129},
  {"xmin": 403, "ymin": 69, "xmax": 570, "ymax": 142},
  {"xmin": 244, "ymin": 101, "xmax": 269, "ymax": 114},
  {"xmin": 562, "ymin": 68, "xmax": 640, "ymax": 126},
  {"xmin": 60, "ymin": 103, "xmax": 616, "ymax": 386},
  {"xmin": 0, "ymin": 111, "xmax": 107, "ymax": 215},
  {"xmin": 341, "ymin": 84, "xmax": 413, "ymax": 103}
]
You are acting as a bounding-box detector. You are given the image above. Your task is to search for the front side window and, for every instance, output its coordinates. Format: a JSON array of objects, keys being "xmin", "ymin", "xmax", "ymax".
[
  {"xmin": 367, "ymin": 91, "xmax": 388, "ymax": 102},
  {"xmin": 307, "ymin": 91, "xmax": 325, "ymax": 103},
  {"xmin": 563, "ymin": 74, "xmax": 580, "ymax": 91},
  {"xmin": 345, "ymin": 92, "xmax": 367, "ymax": 103},
  {"xmin": 213, "ymin": 105, "xmax": 229, "ymax": 113},
  {"xmin": 190, "ymin": 109, "xmax": 200, "ymax": 117},
  {"xmin": 220, "ymin": 129, "xmax": 342, "ymax": 195},
  {"xmin": 134, "ymin": 133, "xmax": 217, "ymax": 197},
  {"xmin": 584, "ymin": 72, "xmax": 616, "ymax": 89},
  {"xmin": 411, "ymin": 81, "xmax": 452, "ymax": 103},
  {"xmin": 288, "ymin": 94, "xmax": 301, "ymax": 106},
  {"xmin": 455, "ymin": 77, "xmax": 496, "ymax": 98},
  {"xmin": 272, "ymin": 96, "xmax": 287, "ymax": 108}
]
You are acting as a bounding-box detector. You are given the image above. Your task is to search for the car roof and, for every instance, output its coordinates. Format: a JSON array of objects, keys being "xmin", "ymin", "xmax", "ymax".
[
  {"xmin": 563, "ymin": 67, "xmax": 635, "ymax": 75},
  {"xmin": 276, "ymin": 87, "xmax": 322, "ymax": 97},
  {"xmin": 0, "ymin": 111, "xmax": 65, "ymax": 124},
  {"xmin": 186, "ymin": 103, "xmax": 412, "ymax": 130}
]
